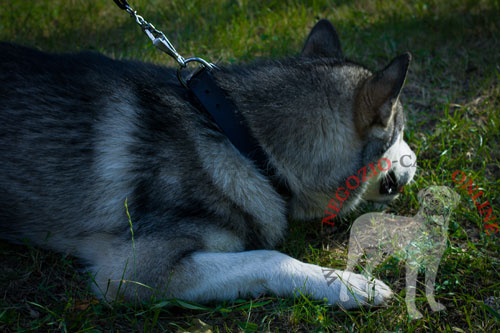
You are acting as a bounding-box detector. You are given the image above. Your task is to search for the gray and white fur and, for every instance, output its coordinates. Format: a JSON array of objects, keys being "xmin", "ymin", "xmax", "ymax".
[{"xmin": 0, "ymin": 20, "xmax": 416, "ymax": 308}]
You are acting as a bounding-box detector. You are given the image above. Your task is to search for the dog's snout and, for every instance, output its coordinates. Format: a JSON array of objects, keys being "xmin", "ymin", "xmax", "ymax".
[
  {"xmin": 380, "ymin": 169, "xmax": 413, "ymax": 195},
  {"xmin": 381, "ymin": 139, "xmax": 417, "ymax": 195}
]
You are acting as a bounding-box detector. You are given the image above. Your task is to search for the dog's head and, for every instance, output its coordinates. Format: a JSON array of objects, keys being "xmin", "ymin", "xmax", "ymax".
[
  {"xmin": 271, "ymin": 20, "xmax": 418, "ymax": 219},
  {"xmin": 417, "ymin": 186, "xmax": 461, "ymax": 223},
  {"xmin": 216, "ymin": 20, "xmax": 418, "ymax": 220}
]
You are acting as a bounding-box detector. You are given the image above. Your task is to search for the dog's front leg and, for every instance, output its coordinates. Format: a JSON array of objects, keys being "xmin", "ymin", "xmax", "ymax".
[
  {"xmin": 169, "ymin": 250, "xmax": 392, "ymax": 309},
  {"xmin": 405, "ymin": 262, "xmax": 423, "ymax": 319}
]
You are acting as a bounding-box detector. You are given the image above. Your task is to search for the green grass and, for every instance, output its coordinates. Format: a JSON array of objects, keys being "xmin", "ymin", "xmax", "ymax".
[{"xmin": 1, "ymin": 0, "xmax": 499, "ymax": 331}]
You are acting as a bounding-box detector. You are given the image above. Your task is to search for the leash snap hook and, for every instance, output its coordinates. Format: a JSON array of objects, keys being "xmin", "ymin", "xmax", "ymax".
[
  {"xmin": 114, "ymin": 0, "xmax": 216, "ymax": 88},
  {"xmin": 151, "ymin": 36, "xmax": 186, "ymax": 67}
]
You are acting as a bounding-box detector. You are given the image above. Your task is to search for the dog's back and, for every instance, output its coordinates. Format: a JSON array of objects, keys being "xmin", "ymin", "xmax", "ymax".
[
  {"xmin": 0, "ymin": 43, "xmax": 100, "ymax": 241},
  {"xmin": 0, "ymin": 43, "xmax": 187, "ymax": 246},
  {"xmin": 0, "ymin": 42, "xmax": 282, "ymax": 257}
]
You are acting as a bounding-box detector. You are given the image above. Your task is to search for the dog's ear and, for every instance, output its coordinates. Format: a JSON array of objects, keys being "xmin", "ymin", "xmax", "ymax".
[
  {"xmin": 301, "ymin": 19, "xmax": 343, "ymax": 59},
  {"xmin": 356, "ymin": 53, "xmax": 411, "ymax": 128}
]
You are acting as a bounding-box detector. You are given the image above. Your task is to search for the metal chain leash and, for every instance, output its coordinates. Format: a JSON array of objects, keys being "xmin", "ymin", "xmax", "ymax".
[
  {"xmin": 113, "ymin": 0, "xmax": 275, "ymax": 180},
  {"xmin": 113, "ymin": 0, "xmax": 214, "ymax": 87}
]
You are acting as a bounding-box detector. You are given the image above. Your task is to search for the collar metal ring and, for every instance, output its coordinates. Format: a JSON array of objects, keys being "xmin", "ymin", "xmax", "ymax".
[{"xmin": 177, "ymin": 57, "xmax": 215, "ymax": 88}]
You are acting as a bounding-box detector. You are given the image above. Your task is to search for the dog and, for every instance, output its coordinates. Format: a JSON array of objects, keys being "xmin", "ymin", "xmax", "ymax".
[
  {"xmin": 0, "ymin": 19, "xmax": 417, "ymax": 309},
  {"xmin": 339, "ymin": 186, "xmax": 460, "ymax": 318}
]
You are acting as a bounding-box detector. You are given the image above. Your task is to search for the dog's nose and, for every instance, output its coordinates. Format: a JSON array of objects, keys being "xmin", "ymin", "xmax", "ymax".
[{"xmin": 395, "ymin": 170, "xmax": 412, "ymax": 188}]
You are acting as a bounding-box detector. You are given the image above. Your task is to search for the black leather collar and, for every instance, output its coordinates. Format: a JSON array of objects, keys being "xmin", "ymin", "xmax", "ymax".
[{"xmin": 187, "ymin": 68, "xmax": 291, "ymax": 198}]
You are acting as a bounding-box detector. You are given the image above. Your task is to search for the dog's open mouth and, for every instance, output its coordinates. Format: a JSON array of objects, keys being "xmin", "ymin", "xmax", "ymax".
[{"xmin": 380, "ymin": 170, "xmax": 401, "ymax": 195}]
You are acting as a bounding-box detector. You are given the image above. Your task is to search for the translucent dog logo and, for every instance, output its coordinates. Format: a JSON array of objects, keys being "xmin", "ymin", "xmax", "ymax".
[{"xmin": 339, "ymin": 186, "xmax": 460, "ymax": 319}]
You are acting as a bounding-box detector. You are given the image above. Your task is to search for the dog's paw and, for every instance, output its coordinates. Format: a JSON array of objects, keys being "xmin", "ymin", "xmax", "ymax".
[
  {"xmin": 429, "ymin": 301, "xmax": 446, "ymax": 312},
  {"xmin": 407, "ymin": 307, "xmax": 423, "ymax": 320},
  {"xmin": 335, "ymin": 271, "xmax": 392, "ymax": 309}
]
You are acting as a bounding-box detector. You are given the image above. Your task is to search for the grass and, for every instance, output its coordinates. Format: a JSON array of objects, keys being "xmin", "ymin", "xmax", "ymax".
[{"xmin": 1, "ymin": 0, "xmax": 499, "ymax": 331}]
